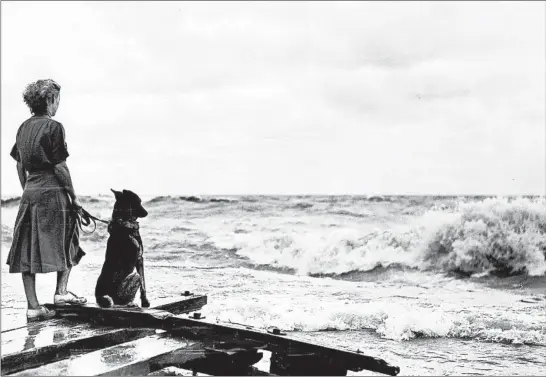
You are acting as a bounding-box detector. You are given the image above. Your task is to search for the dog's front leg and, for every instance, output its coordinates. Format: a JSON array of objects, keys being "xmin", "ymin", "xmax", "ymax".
[{"xmin": 136, "ymin": 258, "xmax": 150, "ymax": 307}]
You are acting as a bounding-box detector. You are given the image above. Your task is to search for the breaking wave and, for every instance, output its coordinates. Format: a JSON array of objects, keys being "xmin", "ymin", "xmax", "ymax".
[
  {"xmin": 146, "ymin": 195, "xmax": 236, "ymax": 205},
  {"xmin": 206, "ymin": 298, "xmax": 546, "ymax": 346},
  {"xmin": 212, "ymin": 197, "xmax": 546, "ymax": 277}
]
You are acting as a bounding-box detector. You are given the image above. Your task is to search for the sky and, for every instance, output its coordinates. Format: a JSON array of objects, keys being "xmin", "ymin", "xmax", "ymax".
[{"xmin": 1, "ymin": 1, "xmax": 544, "ymax": 196}]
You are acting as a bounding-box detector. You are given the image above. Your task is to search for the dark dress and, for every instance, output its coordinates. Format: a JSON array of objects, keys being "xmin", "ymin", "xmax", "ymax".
[{"xmin": 7, "ymin": 116, "xmax": 85, "ymax": 274}]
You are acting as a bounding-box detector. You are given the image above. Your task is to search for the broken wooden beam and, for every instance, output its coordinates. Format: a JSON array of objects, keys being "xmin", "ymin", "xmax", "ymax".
[{"xmin": 48, "ymin": 307, "xmax": 400, "ymax": 376}]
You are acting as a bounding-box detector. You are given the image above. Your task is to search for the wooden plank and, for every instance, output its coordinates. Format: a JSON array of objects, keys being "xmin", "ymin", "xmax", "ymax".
[
  {"xmin": 1, "ymin": 294, "xmax": 206, "ymax": 333},
  {"xmin": 44, "ymin": 294, "xmax": 207, "ymax": 318},
  {"xmin": 148, "ymin": 294, "xmax": 207, "ymax": 315},
  {"xmin": 49, "ymin": 308, "xmax": 400, "ymax": 376},
  {"xmin": 1, "ymin": 295, "xmax": 207, "ymax": 375},
  {"xmin": 8, "ymin": 333, "xmax": 203, "ymax": 376}
]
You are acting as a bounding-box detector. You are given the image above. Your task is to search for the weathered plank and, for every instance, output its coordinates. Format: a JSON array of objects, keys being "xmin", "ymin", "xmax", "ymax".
[
  {"xmin": 8, "ymin": 333, "xmax": 203, "ymax": 376},
  {"xmin": 1, "ymin": 294, "xmax": 206, "ymax": 333},
  {"xmin": 1, "ymin": 295, "xmax": 207, "ymax": 375},
  {"xmin": 44, "ymin": 294, "xmax": 207, "ymax": 318},
  {"xmin": 49, "ymin": 308, "xmax": 400, "ymax": 376}
]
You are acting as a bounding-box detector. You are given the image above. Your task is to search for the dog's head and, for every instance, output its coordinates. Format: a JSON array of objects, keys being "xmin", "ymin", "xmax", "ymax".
[{"xmin": 110, "ymin": 189, "xmax": 148, "ymax": 220}]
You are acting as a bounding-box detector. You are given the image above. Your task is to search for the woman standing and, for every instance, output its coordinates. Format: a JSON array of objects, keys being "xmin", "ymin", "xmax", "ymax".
[{"xmin": 8, "ymin": 79, "xmax": 87, "ymax": 322}]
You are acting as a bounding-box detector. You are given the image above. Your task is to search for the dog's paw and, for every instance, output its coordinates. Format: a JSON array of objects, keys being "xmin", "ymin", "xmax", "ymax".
[
  {"xmin": 97, "ymin": 295, "xmax": 114, "ymax": 308},
  {"xmin": 141, "ymin": 297, "xmax": 150, "ymax": 308}
]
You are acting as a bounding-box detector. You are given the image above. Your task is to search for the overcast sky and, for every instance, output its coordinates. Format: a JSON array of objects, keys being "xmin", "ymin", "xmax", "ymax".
[{"xmin": 1, "ymin": 1, "xmax": 544, "ymax": 196}]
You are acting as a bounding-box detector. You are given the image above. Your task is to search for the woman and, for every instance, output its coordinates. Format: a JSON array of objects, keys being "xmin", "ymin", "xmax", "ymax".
[{"xmin": 8, "ymin": 79, "xmax": 87, "ymax": 322}]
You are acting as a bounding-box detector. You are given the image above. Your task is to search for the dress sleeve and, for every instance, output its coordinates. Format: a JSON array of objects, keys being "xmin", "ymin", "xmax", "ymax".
[
  {"xmin": 49, "ymin": 121, "xmax": 70, "ymax": 165},
  {"xmin": 10, "ymin": 143, "xmax": 20, "ymax": 162}
]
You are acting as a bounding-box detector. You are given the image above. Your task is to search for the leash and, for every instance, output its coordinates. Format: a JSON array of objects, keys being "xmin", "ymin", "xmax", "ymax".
[{"xmin": 75, "ymin": 207, "xmax": 110, "ymax": 234}]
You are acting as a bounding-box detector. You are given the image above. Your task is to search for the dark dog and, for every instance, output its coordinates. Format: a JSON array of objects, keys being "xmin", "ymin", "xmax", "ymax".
[{"xmin": 95, "ymin": 189, "xmax": 150, "ymax": 308}]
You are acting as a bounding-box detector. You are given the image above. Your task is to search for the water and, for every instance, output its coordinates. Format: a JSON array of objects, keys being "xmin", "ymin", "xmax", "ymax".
[{"xmin": 2, "ymin": 195, "xmax": 545, "ymax": 375}]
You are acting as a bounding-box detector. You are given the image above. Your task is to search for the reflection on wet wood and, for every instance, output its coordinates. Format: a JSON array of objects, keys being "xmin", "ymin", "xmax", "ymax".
[
  {"xmin": 9, "ymin": 333, "xmax": 202, "ymax": 376},
  {"xmin": 1, "ymin": 295, "xmax": 207, "ymax": 375},
  {"xmin": 1, "ymin": 322, "xmax": 155, "ymax": 375},
  {"xmin": 148, "ymin": 367, "xmax": 205, "ymax": 376}
]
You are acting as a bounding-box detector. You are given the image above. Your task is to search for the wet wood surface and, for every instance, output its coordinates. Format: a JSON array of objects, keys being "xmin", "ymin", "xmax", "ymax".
[
  {"xmin": 9, "ymin": 333, "xmax": 203, "ymax": 376},
  {"xmin": 1, "ymin": 295, "xmax": 207, "ymax": 375},
  {"xmin": 148, "ymin": 366, "xmax": 208, "ymax": 376},
  {"xmin": 9, "ymin": 334, "xmax": 274, "ymax": 376}
]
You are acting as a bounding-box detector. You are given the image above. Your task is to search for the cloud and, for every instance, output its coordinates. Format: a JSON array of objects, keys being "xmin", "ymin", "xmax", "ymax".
[{"xmin": 1, "ymin": 1, "xmax": 544, "ymax": 195}]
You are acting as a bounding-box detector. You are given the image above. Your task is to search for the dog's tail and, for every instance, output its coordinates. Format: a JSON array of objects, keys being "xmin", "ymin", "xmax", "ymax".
[{"xmin": 96, "ymin": 295, "xmax": 114, "ymax": 308}]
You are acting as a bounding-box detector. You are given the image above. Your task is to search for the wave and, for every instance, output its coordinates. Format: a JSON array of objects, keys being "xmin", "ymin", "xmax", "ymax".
[
  {"xmin": 291, "ymin": 202, "xmax": 314, "ymax": 210},
  {"xmin": 330, "ymin": 209, "xmax": 375, "ymax": 218},
  {"xmin": 206, "ymin": 299, "xmax": 546, "ymax": 346},
  {"xmin": 209, "ymin": 197, "xmax": 545, "ymax": 278},
  {"xmin": 146, "ymin": 195, "xmax": 236, "ymax": 205},
  {"xmin": 79, "ymin": 196, "xmax": 106, "ymax": 204},
  {"xmin": 422, "ymin": 197, "xmax": 546, "ymax": 277},
  {"xmin": 1, "ymin": 197, "xmax": 20, "ymax": 207},
  {"xmin": 1, "ymin": 195, "xmax": 104, "ymax": 207},
  {"xmin": 2, "ymin": 224, "xmax": 13, "ymax": 243}
]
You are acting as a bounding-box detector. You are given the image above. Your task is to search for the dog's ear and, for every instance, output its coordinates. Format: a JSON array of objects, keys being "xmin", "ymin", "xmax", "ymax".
[{"xmin": 110, "ymin": 189, "xmax": 123, "ymax": 200}]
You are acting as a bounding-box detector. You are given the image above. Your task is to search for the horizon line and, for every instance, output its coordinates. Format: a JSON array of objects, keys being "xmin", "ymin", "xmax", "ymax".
[{"xmin": 1, "ymin": 192, "xmax": 545, "ymax": 199}]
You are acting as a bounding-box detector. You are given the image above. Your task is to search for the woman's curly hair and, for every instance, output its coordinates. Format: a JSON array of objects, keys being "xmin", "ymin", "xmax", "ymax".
[{"xmin": 22, "ymin": 79, "xmax": 61, "ymax": 115}]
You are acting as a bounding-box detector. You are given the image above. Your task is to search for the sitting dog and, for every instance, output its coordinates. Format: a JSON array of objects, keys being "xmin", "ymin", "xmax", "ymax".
[{"xmin": 95, "ymin": 189, "xmax": 150, "ymax": 308}]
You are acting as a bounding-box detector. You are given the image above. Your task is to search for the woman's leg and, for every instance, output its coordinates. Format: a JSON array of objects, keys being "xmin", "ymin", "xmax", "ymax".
[
  {"xmin": 54, "ymin": 267, "xmax": 86, "ymax": 305},
  {"xmin": 22, "ymin": 273, "xmax": 40, "ymax": 309},
  {"xmin": 55, "ymin": 268, "xmax": 71, "ymax": 295}
]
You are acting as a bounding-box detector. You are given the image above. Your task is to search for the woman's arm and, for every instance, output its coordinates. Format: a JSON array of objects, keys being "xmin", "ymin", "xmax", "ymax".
[
  {"xmin": 16, "ymin": 162, "xmax": 27, "ymax": 190},
  {"xmin": 53, "ymin": 161, "xmax": 77, "ymax": 201}
]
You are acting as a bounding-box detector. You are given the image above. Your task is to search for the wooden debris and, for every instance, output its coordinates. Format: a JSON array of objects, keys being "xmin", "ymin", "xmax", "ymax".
[{"xmin": 47, "ymin": 305, "xmax": 399, "ymax": 376}]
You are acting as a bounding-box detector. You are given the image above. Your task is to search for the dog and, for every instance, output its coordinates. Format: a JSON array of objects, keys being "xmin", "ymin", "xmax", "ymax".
[{"xmin": 95, "ymin": 189, "xmax": 150, "ymax": 308}]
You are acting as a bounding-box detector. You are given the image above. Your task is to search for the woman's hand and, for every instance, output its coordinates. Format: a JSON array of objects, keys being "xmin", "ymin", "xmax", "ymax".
[{"xmin": 72, "ymin": 197, "xmax": 83, "ymax": 210}]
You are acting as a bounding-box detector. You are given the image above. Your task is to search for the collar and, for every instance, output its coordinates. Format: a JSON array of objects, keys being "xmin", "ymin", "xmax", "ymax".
[{"xmin": 108, "ymin": 218, "xmax": 139, "ymax": 233}]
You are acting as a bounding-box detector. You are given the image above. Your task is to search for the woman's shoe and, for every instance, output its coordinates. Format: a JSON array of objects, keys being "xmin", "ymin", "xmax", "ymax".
[
  {"xmin": 54, "ymin": 291, "xmax": 87, "ymax": 306},
  {"xmin": 27, "ymin": 306, "xmax": 56, "ymax": 322}
]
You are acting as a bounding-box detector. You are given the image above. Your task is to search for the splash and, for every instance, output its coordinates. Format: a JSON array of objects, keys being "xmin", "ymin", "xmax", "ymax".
[
  {"xmin": 203, "ymin": 297, "xmax": 546, "ymax": 346},
  {"xmin": 213, "ymin": 197, "xmax": 546, "ymax": 277},
  {"xmin": 422, "ymin": 197, "xmax": 546, "ymax": 276}
]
